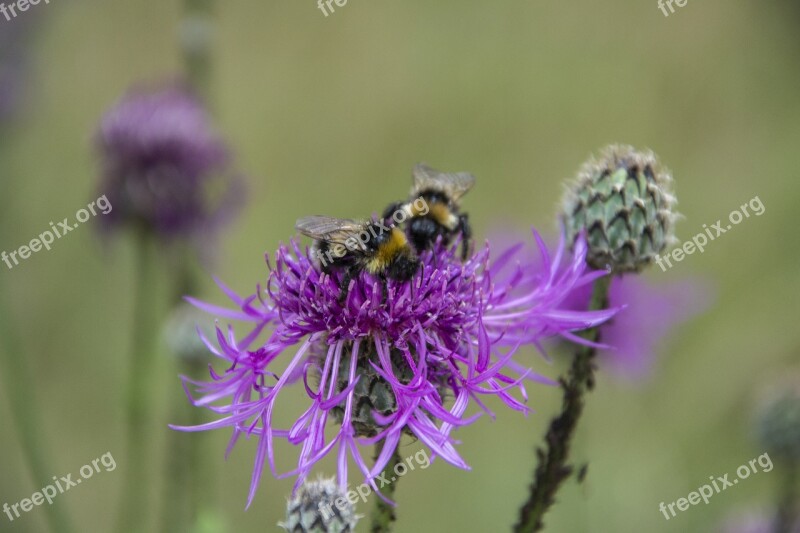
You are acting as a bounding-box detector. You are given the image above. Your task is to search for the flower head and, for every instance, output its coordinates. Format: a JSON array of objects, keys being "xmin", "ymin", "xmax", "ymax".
[
  {"xmin": 172, "ymin": 231, "xmax": 619, "ymax": 507},
  {"xmin": 278, "ymin": 477, "xmax": 359, "ymax": 533},
  {"xmin": 94, "ymin": 84, "xmax": 242, "ymax": 242},
  {"xmin": 561, "ymin": 144, "xmax": 678, "ymax": 273}
]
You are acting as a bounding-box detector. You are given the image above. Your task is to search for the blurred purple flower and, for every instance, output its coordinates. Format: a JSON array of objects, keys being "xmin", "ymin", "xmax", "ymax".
[
  {"xmin": 94, "ymin": 84, "xmax": 243, "ymax": 244},
  {"xmin": 0, "ymin": 18, "xmax": 37, "ymax": 124},
  {"xmin": 490, "ymin": 228, "xmax": 712, "ymax": 381},
  {"xmin": 559, "ymin": 273, "xmax": 711, "ymax": 380},
  {"xmin": 718, "ymin": 509, "xmax": 800, "ymax": 533},
  {"xmin": 171, "ymin": 231, "xmax": 620, "ymax": 507}
]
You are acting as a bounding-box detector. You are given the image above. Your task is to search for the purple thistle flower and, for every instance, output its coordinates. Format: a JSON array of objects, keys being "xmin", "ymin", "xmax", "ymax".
[
  {"xmin": 171, "ymin": 231, "xmax": 619, "ymax": 507},
  {"xmin": 718, "ymin": 509, "xmax": 800, "ymax": 533},
  {"xmin": 558, "ymin": 274, "xmax": 711, "ymax": 380},
  {"xmin": 94, "ymin": 84, "xmax": 242, "ymax": 243}
]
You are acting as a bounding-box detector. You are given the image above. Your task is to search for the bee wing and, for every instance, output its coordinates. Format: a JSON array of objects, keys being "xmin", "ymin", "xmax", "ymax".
[
  {"xmin": 295, "ymin": 215, "xmax": 366, "ymax": 245},
  {"xmin": 411, "ymin": 163, "xmax": 476, "ymax": 202}
]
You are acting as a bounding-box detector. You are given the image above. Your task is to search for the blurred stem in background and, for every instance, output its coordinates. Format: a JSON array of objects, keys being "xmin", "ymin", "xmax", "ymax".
[
  {"xmin": 0, "ymin": 138, "xmax": 75, "ymax": 533},
  {"xmin": 0, "ymin": 261, "xmax": 76, "ymax": 533},
  {"xmin": 158, "ymin": 2, "xmax": 219, "ymax": 531},
  {"xmin": 514, "ymin": 275, "xmax": 611, "ymax": 533},
  {"xmin": 369, "ymin": 440, "xmax": 402, "ymax": 533},
  {"xmin": 776, "ymin": 462, "xmax": 798, "ymax": 533},
  {"xmin": 116, "ymin": 231, "xmax": 160, "ymax": 533},
  {"xmin": 159, "ymin": 261, "xmax": 220, "ymax": 533}
]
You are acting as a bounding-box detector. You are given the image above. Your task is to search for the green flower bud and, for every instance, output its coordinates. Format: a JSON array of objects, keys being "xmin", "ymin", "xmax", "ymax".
[
  {"xmin": 279, "ymin": 478, "xmax": 359, "ymax": 533},
  {"xmin": 163, "ymin": 303, "xmax": 215, "ymax": 363},
  {"xmin": 755, "ymin": 377, "xmax": 800, "ymax": 462},
  {"xmin": 179, "ymin": 14, "xmax": 214, "ymax": 59},
  {"xmin": 561, "ymin": 144, "xmax": 678, "ymax": 273}
]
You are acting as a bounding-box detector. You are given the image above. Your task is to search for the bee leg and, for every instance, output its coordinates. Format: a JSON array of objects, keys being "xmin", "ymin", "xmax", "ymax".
[
  {"xmin": 381, "ymin": 279, "xmax": 389, "ymax": 303},
  {"xmin": 458, "ymin": 213, "xmax": 472, "ymax": 260},
  {"xmin": 338, "ymin": 267, "xmax": 357, "ymax": 303}
]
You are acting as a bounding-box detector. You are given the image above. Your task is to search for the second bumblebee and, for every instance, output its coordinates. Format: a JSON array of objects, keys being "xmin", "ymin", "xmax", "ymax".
[{"xmin": 383, "ymin": 163, "xmax": 476, "ymax": 260}]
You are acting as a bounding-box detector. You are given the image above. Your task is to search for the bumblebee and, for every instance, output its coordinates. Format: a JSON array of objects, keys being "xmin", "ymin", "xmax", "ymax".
[
  {"xmin": 295, "ymin": 215, "xmax": 420, "ymax": 299},
  {"xmin": 383, "ymin": 163, "xmax": 475, "ymax": 260}
]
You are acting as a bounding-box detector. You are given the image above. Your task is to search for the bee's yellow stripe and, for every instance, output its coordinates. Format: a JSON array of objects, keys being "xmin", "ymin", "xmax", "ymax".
[
  {"xmin": 367, "ymin": 229, "xmax": 408, "ymax": 274},
  {"xmin": 429, "ymin": 203, "xmax": 458, "ymax": 230}
]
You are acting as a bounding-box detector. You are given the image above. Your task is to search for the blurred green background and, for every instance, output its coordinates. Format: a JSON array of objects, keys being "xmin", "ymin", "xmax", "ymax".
[{"xmin": 1, "ymin": 0, "xmax": 799, "ymax": 532}]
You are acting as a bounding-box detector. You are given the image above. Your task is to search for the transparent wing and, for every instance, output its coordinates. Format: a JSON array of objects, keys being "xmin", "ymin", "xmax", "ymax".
[
  {"xmin": 295, "ymin": 215, "xmax": 366, "ymax": 245},
  {"xmin": 411, "ymin": 163, "xmax": 476, "ymax": 202}
]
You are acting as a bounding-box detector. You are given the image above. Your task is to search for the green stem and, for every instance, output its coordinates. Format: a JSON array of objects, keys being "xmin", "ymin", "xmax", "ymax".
[
  {"xmin": 159, "ymin": 357, "xmax": 212, "ymax": 533},
  {"xmin": 160, "ymin": 255, "xmax": 212, "ymax": 533},
  {"xmin": 186, "ymin": 365, "xmax": 214, "ymax": 529},
  {"xmin": 160, "ymin": 359, "xmax": 214, "ymax": 533},
  {"xmin": 369, "ymin": 440, "xmax": 402, "ymax": 533},
  {"xmin": 514, "ymin": 275, "xmax": 612, "ymax": 533},
  {"xmin": 0, "ymin": 279, "xmax": 75, "ymax": 533},
  {"xmin": 775, "ymin": 461, "xmax": 798, "ymax": 533},
  {"xmin": 160, "ymin": 402, "xmax": 189, "ymax": 533},
  {"xmin": 116, "ymin": 232, "xmax": 159, "ymax": 533}
]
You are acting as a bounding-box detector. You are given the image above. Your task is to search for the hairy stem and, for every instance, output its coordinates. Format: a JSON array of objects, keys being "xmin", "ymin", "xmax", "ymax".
[
  {"xmin": 514, "ymin": 275, "xmax": 612, "ymax": 533},
  {"xmin": 369, "ymin": 440, "xmax": 402, "ymax": 533},
  {"xmin": 116, "ymin": 232, "xmax": 159, "ymax": 533}
]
